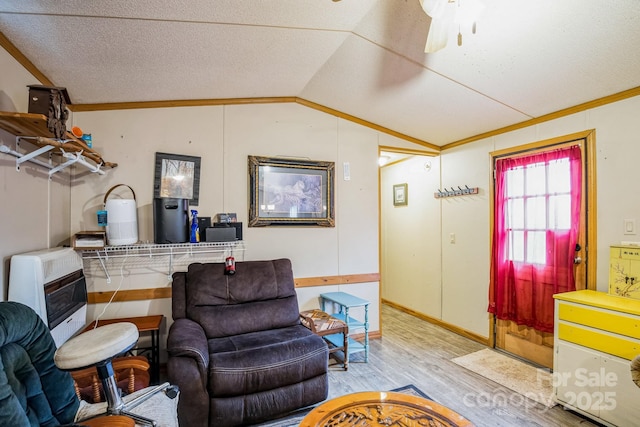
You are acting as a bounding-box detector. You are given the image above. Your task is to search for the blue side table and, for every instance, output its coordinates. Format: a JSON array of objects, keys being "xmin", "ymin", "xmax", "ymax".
[{"xmin": 320, "ymin": 291, "xmax": 369, "ymax": 362}]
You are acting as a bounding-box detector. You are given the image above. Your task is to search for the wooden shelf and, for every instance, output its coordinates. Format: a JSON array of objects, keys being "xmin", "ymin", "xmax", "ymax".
[
  {"xmin": 0, "ymin": 111, "xmax": 117, "ymax": 169},
  {"xmin": 0, "ymin": 111, "xmax": 57, "ymax": 137}
]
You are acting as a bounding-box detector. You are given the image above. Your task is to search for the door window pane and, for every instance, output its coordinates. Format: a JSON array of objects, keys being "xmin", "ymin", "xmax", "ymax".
[
  {"xmin": 504, "ymin": 155, "xmax": 572, "ymax": 264},
  {"xmin": 549, "ymin": 195, "xmax": 571, "ymax": 230},
  {"xmin": 507, "ymin": 199, "xmax": 524, "ymax": 228},
  {"xmin": 509, "ymin": 230, "xmax": 524, "ymax": 262},
  {"xmin": 506, "ymin": 168, "xmax": 524, "ymax": 197},
  {"xmin": 527, "ymin": 231, "xmax": 546, "ymax": 264},
  {"xmin": 525, "ymin": 162, "xmax": 546, "ymax": 195},
  {"xmin": 526, "ymin": 197, "xmax": 546, "ymax": 229},
  {"xmin": 548, "ymin": 158, "xmax": 570, "ymax": 193}
]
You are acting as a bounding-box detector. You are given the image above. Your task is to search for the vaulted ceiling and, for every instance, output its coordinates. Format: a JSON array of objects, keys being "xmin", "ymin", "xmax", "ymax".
[{"xmin": 1, "ymin": 0, "xmax": 639, "ymax": 150}]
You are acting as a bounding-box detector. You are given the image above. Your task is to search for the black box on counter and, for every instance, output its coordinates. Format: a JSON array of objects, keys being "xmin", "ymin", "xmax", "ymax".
[
  {"xmin": 198, "ymin": 216, "xmax": 212, "ymax": 231},
  {"xmin": 205, "ymin": 222, "xmax": 243, "ymax": 242},
  {"xmin": 205, "ymin": 227, "xmax": 236, "ymax": 242}
]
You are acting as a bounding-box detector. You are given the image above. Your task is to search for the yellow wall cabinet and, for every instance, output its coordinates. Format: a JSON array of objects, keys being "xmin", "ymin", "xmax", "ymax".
[
  {"xmin": 609, "ymin": 245, "xmax": 640, "ymax": 299},
  {"xmin": 553, "ymin": 290, "xmax": 640, "ymax": 427}
]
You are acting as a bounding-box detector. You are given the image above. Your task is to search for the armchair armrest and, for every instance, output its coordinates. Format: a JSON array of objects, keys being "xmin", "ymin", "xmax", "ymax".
[
  {"xmin": 167, "ymin": 318, "xmax": 209, "ymax": 372},
  {"xmin": 167, "ymin": 318, "xmax": 210, "ymax": 426}
]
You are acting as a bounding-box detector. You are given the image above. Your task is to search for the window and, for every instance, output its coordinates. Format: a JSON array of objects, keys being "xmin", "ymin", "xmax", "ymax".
[
  {"xmin": 504, "ymin": 157, "xmax": 572, "ymax": 265},
  {"xmin": 489, "ymin": 145, "xmax": 582, "ymax": 333}
]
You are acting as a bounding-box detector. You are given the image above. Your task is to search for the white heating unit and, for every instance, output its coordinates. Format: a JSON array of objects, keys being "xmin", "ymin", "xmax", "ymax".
[{"xmin": 9, "ymin": 247, "xmax": 87, "ymax": 347}]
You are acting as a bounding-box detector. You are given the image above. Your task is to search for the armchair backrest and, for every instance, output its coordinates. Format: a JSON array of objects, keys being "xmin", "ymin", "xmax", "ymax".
[
  {"xmin": 0, "ymin": 301, "xmax": 79, "ymax": 426},
  {"xmin": 172, "ymin": 258, "xmax": 301, "ymax": 338}
]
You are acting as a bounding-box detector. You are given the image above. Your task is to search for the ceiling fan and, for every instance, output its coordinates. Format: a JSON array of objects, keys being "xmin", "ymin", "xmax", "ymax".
[{"xmin": 419, "ymin": 0, "xmax": 485, "ymax": 53}]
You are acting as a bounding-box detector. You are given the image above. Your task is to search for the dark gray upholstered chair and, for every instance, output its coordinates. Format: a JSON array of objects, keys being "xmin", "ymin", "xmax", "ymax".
[
  {"xmin": 167, "ymin": 258, "xmax": 329, "ymax": 426},
  {"xmin": 0, "ymin": 301, "xmax": 178, "ymax": 427},
  {"xmin": 0, "ymin": 301, "xmax": 79, "ymax": 426}
]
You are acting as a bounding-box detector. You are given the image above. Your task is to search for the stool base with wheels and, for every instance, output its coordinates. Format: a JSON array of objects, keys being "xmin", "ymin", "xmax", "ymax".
[{"xmin": 55, "ymin": 322, "xmax": 176, "ymax": 426}]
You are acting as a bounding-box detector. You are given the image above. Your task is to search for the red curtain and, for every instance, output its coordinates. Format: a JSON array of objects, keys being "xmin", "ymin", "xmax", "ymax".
[{"xmin": 488, "ymin": 145, "xmax": 582, "ymax": 333}]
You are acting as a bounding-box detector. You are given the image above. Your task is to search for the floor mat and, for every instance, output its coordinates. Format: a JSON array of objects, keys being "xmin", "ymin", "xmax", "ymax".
[{"xmin": 452, "ymin": 348, "xmax": 556, "ymax": 408}]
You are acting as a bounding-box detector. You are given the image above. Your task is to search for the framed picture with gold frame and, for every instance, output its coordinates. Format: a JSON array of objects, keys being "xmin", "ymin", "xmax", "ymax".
[
  {"xmin": 248, "ymin": 156, "xmax": 335, "ymax": 227},
  {"xmin": 393, "ymin": 183, "xmax": 408, "ymax": 206}
]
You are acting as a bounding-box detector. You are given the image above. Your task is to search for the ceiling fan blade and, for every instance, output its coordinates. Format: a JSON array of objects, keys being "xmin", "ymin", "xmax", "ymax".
[
  {"xmin": 420, "ymin": 0, "xmax": 454, "ymax": 53},
  {"xmin": 425, "ymin": 18, "xmax": 450, "ymax": 53},
  {"xmin": 419, "ymin": 0, "xmax": 449, "ymax": 19}
]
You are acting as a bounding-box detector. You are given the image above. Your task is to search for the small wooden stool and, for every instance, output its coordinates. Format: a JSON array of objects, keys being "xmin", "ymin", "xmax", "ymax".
[{"xmin": 300, "ymin": 309, "xmax": 349, "ymax": 370}]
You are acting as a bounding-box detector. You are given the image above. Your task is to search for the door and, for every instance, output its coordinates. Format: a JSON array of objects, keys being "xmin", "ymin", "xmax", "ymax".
[{"xmin": 489, "ymin": 131, "xmax": 595, "ymax": 369}]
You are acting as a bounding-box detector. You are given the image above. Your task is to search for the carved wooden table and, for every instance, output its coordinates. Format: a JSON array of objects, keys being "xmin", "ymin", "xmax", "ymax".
[
  {"xmin": 80, "ymin": 415, "xmax": 135, "ymax": 427},
  {"xmin": 299, "ymin": 391, "xmax": 474, "ymax": 427}
]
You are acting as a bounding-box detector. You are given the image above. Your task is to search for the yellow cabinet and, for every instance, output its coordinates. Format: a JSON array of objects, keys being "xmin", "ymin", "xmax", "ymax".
[
  {"xmin": 553, "ymin": 290, "xmax": 640, "ymax": 427},
  {"xmin": 609, "ymin": 245, "xmax": 640, "ymax": 299}
]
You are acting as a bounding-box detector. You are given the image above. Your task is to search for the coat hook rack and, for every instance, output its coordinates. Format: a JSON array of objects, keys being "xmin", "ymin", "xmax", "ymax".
[{"xmin": 434, "ymin": 185, "xmax": 479, "ymax": 198}]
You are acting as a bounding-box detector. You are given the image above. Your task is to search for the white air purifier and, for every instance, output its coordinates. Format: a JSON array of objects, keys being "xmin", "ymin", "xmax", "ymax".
[{"xmin": 104, "ymin": 184, "xmax": 138, "ymax": 246}]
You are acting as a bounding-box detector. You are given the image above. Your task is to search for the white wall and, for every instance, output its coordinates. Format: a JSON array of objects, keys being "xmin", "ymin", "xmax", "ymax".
[
  {"xmin": 381, "ymin": 155, "xmax": 442, "ymax": 317},
  {"xmin": 377, "ymin": 96, "xmax": 640, "ymax": 341},
  {"xmin": 440, "ymin": 95, "xmax": 640, "ymax": 338},
  {"xmin": 69, "ymin": 102, "xmax": 382, "ymax": 344},
  {"xmin": 440, "ymin": 141, "xmax": 492, "ymax": 336},
  {"xmin": 5, "ymin": 40, "xmax": 640, "ymax": 351},
  {"xmin": 0, "ymin": 47, "xmax": 71, "ymax": 301},
  {"xmin": 1, "ymin": 45, "xmax": 385, "ymax": 362}
]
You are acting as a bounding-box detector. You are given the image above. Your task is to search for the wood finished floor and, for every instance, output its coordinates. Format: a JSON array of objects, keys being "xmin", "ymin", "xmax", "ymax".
[{"xmin": 325, "ymin": 304, "xmax": 600, "ymax": 427}]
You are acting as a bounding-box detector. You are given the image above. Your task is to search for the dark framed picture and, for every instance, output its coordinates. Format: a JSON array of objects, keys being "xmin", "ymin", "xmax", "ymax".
[
  {"xmin": 248, "ymin": 156, "xmax": 335, "ymax": 227},
  {"xmin": 393, "ymin": 183, "xmax": 408, "ymax": 206},
  {"xmin": 154, "ymin": 152, "xmax": 201, "ymax": 205}
]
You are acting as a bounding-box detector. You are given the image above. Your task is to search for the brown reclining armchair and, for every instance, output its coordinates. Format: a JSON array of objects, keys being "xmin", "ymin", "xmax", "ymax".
[{"xmin": 167, "ymin": 258, "xmax": 329, "ymax": 426}]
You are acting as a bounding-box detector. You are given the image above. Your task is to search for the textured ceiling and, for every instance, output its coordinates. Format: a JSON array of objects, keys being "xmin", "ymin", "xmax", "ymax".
[{"xmin": 1, "ymin": 0, "xmax": 639, "ymax": 147}]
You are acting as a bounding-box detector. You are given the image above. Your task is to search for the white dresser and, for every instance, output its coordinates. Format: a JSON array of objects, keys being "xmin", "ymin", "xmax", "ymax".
[{"xmin": 553, "ymin": 290, "xmax": 640, "ymax": 427}]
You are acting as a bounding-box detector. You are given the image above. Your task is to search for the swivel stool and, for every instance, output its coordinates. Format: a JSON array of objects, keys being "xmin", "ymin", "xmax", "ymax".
[{"xmin": 55, "ymin": 322, "xmax": 175, "ymax": 426}]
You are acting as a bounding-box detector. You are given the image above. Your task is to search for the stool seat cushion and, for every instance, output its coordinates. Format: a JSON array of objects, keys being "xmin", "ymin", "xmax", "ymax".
[{"xmin": 55, "ymin": 323, "xmax": 139, "ymax": 370}]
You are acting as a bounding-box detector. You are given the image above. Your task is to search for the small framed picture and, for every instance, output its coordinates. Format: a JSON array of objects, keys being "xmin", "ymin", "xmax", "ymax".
[
  {"xmin": 393, "ymin": 183, "xmax": 408, "ymax": 206},
  {"xmin": 154, "ymin": 152, "xmax": 201, "ymax": 205}
]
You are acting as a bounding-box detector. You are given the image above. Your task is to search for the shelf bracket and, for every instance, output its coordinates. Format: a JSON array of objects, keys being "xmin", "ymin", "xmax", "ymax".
[
  {"xmin": 62, "ymin": 150, "xmax": 105, "ymax": 175},
  {"xmin": 95, "ymin": 250, "xmax": 112, "ymax": 284},
  {"xmin": 14, "ymin": 144, "xmax": 55, "ymax": 171},
  {"xmin": 1, "ymin": 144, "xmax": 54, "ymax": 171},
  {"xmin": 43, "ymin": 149, "xmax": 106, "ymax": 178},
  {"xmin": 168, "ymin": 247, "xmax": 174, "ymax": 281},
  {"xmin": 48, "ymin": 150, "xmax": 80, "ymax": 178}
]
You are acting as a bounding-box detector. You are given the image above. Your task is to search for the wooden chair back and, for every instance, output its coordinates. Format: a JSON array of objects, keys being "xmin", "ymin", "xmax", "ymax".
[{"xmin": 71, "ymin": 355, "xmax": 150, "ymax": 403}]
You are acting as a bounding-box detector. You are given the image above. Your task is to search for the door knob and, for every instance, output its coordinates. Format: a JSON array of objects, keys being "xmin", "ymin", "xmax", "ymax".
[{"xmin": 574, "ymin": 256, "xmax": 582, "ymax": 265}]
